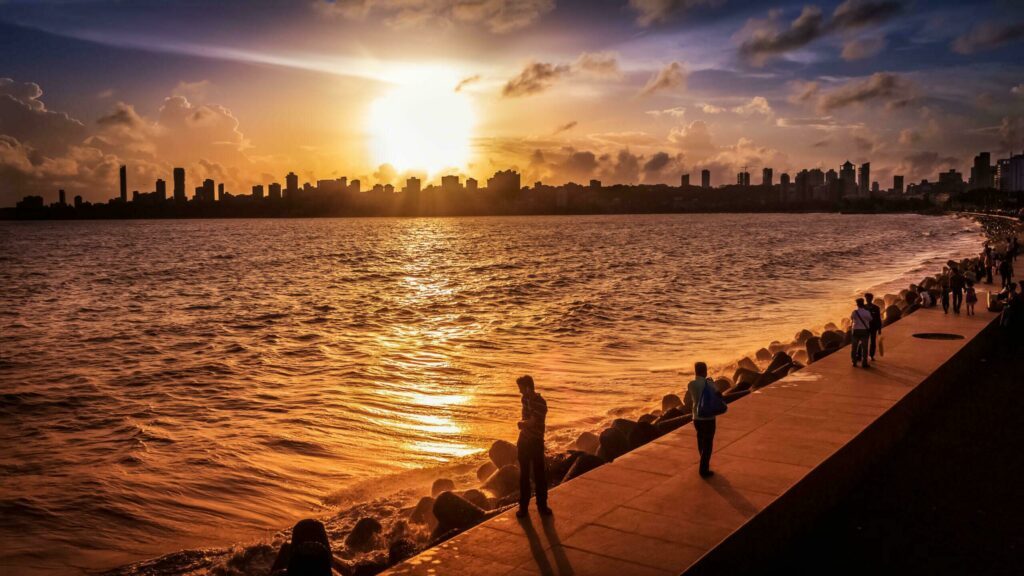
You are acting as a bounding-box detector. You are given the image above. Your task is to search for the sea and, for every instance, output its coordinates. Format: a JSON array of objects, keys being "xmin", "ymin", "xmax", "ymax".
[{"xmin": 0, "ymin": 213, "xmax": 984, "ymax": 575}]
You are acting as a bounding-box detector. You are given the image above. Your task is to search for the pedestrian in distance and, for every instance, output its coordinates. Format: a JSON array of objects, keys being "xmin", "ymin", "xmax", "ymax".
[
  {"xmin": 966, "ymin": 280, "xmax": 978, "ymax": 316},
  {"xmin": 687, "ymin": 362, "xmax": 726, "ymax": 478},
  {"xmin": 864, "ymin": 293, "xmax": 883, "ymax": 361},
  {"xmin": 851, "ymin": 298, "xmax": 873, "ymax": 368}
]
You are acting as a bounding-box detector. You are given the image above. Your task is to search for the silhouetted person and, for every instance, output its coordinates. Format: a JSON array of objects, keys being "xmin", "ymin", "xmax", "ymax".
[
  {"xmin": 966, "ymin": 280, "xmax": 978, "ymax": 316},
  {"xmin": 940, "ymin": 267, "xmax": 951, "ymax": 313},
  {"xmin": 687, "ymin": 362, "xmax": 717, "ymax": 478},
  {"xmin": 271, "ymin": 519, "xmax": 334, "ymax": 576},
  {"xmin": 516, "ymin": 375, "xmax": 551, "ymax": 518},
  {"xmin": 999, "ymin": 257, "xmax": 1013, "ymax": 289},
  {"xmin": 851, "ymin": 298, "xmax": 872, "ymax": 368},
  {"xmin": 864, "ymin": 293, "xmax": 882, "ymax": 360},
  {"xmin": 984, "ymin": 245, "xmax": 994, "ymax": 284},
  {"xmin": 950, "ymin": 267, "xmax": 965, "ymax": 314}
]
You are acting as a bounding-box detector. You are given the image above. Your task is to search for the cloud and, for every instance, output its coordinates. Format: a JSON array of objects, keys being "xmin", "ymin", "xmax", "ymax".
[
  {"xmin": 1000, "ymin": 116, "xmax": 1024, "ymax": 151},
  {"xmin": 628, "ymin": 0, "xmax": 724, "ymax": 27},
  {"xmin": 454, "ymin": 74, "xmax": 481, "ymax": 92},
  {"xmin": 841, "ymin": 35, "xmax": 887, "ymax": 60},
  {"xmin": 646, "ymin": 107, "xmax": 687, "ymax": 118},
  {"xmin": 502, "ymin": 61, "xmax": 571, "ymax": 97},
  {"xmin": 699, "ymin": 103, "xmax": 725, "ymax": 114},
  {"xmin": 789, "ymin": 80, "xmax": 821, "ymax": 104},
  {"xmin": 501, "ymin": 52, "xmax": 622, "ymax": 97},
  {"xmin": 553, "ymin": 120, "xmax": 578, "ymax": 135},
  {"xmin": 815, "ymin": 72, "xmax": 912, "ymax": 113},
  {"xmin": 574, "ymin": 51, "xmax": 622, "ymax": 78},
  {"xmin": 639, "ymin": 61, "xmax": 688, "ymax": 96},
  {"xmin": 96, "ymin": 89, "xmax": 115, "ymax": 100},
  {"xmin": 897, "ymin": 150, "xmax": 960, "ymax": 182},
  {"xmin": 952, "ymin": 20, "xmax": 1024, "ymax": 54},
  {"xmin": 668, "ymin": 120, "xmax": 715, "ymax": 158},
  {"xmin": 312, "ymin": 0, "xmax": 556, "ymax": 33},
  {"xmin": 0, "ymin": 78, "xmax": 87, "ymax": 151},
  {"xmin": 731, "ymin": 96, "xmax": 773, "ymax": 116},
  {"xmin": 172, "ymin": 80, "xmax": 212, "ymax": 102},
  {"xmin": 1013, "ymin": 84, "xmax": 1024, "ymax": 97},
  {"xmin": 598, "ymin": 149, "xmax": 642, "ymax": 184},
  {"xmin": 898, "ymin": 128, "xmax": 921, "ymax": 145},
  {"xmin": 588, "ymin": 131, "xmax": 661, "ymax": 147},
  {"xmin": 738, "ymin": 1, "xmax": 903, "ymax": 66}
]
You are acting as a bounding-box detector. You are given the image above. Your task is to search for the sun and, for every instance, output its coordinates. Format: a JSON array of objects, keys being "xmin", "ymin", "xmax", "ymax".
[{"xmin": 368, "ymin": 73, "xmax": 475, "ymax": 176}]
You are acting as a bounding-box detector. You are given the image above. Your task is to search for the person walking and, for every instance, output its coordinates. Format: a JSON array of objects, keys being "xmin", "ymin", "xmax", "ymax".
[
  {"xmin": 950, "ymin": 267, "xmax": 965, "ymax": 314},
  {"xmin": 851, "ymin": 298, "xmax": 873, "ymax": 368},
  {"xmin": 999, "ymin": 257, "xmax": 1013, "ymax": 289},
  {"xmin": 687, "ymin": 362, "xmax": 724, "ymax": 478},
  {"xmin": 864, "ymin": 293, "xmax": 883, "ymax": 361},
  {"xmin": 515, "ymin": 375, "xmax": 551, "ymax": 518}
]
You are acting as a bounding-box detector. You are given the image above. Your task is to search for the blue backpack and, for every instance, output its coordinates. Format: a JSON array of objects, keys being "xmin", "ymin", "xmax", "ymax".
[{"xmin": 697, "ymin": 378, "xmax": 728, "ymax": 418}]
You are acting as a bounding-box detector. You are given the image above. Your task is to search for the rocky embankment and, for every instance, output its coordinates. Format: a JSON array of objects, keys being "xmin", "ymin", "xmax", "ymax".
[{"xmin": 112, "ymin": 214, "xmax": 1021, "ymax": 576}]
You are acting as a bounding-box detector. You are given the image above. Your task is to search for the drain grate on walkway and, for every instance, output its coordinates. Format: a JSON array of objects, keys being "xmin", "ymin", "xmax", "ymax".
[{"xmin": 912, "ymin": 333, "xmax": 965, "ymax": 340}]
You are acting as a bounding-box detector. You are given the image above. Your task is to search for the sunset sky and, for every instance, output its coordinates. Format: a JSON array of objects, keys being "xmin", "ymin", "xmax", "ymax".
[{"xmin": 1, "ymin": 0, "xmax": 1022, "ymax": 205}]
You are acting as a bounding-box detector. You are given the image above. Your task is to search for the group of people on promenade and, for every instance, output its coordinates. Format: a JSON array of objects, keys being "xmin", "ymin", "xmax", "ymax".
[{"xmin": 850, "ymin": 293, "xmax": 883, "ymax": 368}]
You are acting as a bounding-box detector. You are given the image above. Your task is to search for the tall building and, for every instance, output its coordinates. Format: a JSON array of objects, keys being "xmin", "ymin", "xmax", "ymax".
[
  {"xmin": 894, "ymin": 175, "xmax": 904, "ymax": 194},
  {"xmin": 995, "ymin": 153, "xmax": 1023, "ymax": 192},
  {"xmin": 589, "ymin": 179, "xmax": 601, "ymax": 189},
  {"xmin": 252, "ymin": 184, "xmax": 264, "ymax": 199},
  {"xmin": 780, "ymin": 173, "xmax": 790, "ymax": 201},
  {"xmin": 268, "ymin": 182, "xmax": 282, "ymax": 200},
  {"xmin": 871, "ymin": 181, "xmax": 880, "ymax": 195},
  {"xmin": 762, "ymin": 167, "xmax": 773, "ymax": 187},
  {"xmin": 217, "ymin": 182, "xmax": 224, "ymax": 201},
  {"xmin": 156, "ymin": 179, "xmax": 167, "ymax": 201},
  {"xmin": 441, "ymin": 175, "xmax": 461, "ymax": 192},
  {"xmin": 701, "ymin": 169, "xmax": 710, "ymax": 189},
  {"xmin": 487, "ymin": 170, "xmax": 521, "ymax": 194},
  {"xmin": 58, "ymin": 189, "xmax": 66, "ymax": 206},
  {"xmin": 201, "ymin": 178, "xmax": 215, "ymax": 202},
  {"xmin": 736, "ymin": 171, "xmax": 750, "ymax": 187},
  {"xmin": 349, "ymin": 179, "xmax": 361, "ymax": 194},
  {"xmin": 173, "ymin": 167, "xmax": 186, "ymax": 202},
  {"xmin": 840, "ymin": 161, "xmax": 856, "ymax": 197},
  {"xmin": 970, "ymin": 152, "xmax": 993, "ymax": 190},
  {"xmin": 74, "ymin": 195, "xmax": 82, "ymax": 209},
  {"xmin": 404, "ymin": 177, "xmax": 421, "ymax": 195},
  {"xmin": 680, "ymin": 173, "xmax": 690, "ymax": 187},
  {"xmin": 119, "ymin": 164, "xmax": 127, "ymax": 203},
  {"xmin": 466, "ymin": 178, "xmax": 478, "ymax": 192},
  {"xmin": 285, "ymin": 172, "xmax": 298, "ymax": 197},
  {"xmin": 858, "ymin": 162, "xmax": 870, "ymax": 196}
]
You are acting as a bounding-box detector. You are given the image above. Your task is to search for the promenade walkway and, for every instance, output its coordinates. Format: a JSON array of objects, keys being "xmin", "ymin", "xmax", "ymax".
[{"xmin": 384, "ymin": 299, "xmax": 1004, "ymax": 576}]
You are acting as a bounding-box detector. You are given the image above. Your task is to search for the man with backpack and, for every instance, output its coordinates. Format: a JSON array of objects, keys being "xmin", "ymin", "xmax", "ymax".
[{"xmin": 687, "ymin": 362, "xmax": 726, "ymax": 478}]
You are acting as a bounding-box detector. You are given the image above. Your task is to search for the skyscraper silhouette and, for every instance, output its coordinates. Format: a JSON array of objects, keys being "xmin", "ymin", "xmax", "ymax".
[
  {"xmin": 285, "ymin": 172, "xmax": 298, "ymax": 197},
  {"xmin": 858, "ymin": 162, "xmax": 871, "ymax": 197},
  {"xmin": 173, "ymin": 167, "xmax": 186, "ymax": 203},
  {"xmin": 156, "ymin": 179, "xmax": 167, "ymax": 201},
  {"xmin": 119, "ymin": 165, "xmax": 127, "ymax": 203},
  {"xmin": 701, "ymin": 169, "xmax": 710, "ymax": 189}
]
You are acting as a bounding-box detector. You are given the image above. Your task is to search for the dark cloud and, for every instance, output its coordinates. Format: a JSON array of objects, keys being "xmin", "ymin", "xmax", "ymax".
[
  {"xmin": 999, "ymin": 115, "xmax": 1024, "ymax": 151},
  {"xmin": 574, "ymin": 51, "xmax": 621, "ymax": 77},
  {"xmin": 96, "ymin": 102, "xmax": 146, "ymax": 129},
  {"xmin": 897, "ymin": 150, "xmax": 960, "ymax": 182},
  {"xmin": 598, "ymin": 149, "xmax": 642, "ymax": 184},
  {"xmin": 816, "ymin": 72, "xmax": 912, "ymax": 112},
  {"xmin": 952, "ymin": 20, "xmax": 1024, "ymax": 54},
  {"xmin": 738, "ymin": 1, "xmax": 903, "ymax": 66},
  {"xmin": 502, "ymin": 62, "xmax": 571, "ymax": 97},
  {"xmin": 628, "ymin": 0, "xmax": 724, "ymax": 27},
  {"xmin": 841, "ymin": 35, "xmax": 886, "ymax": 61},
  {"xmin": 553, "ymin": 120, "xmax": 578, "ymax": 135},
  {"xmin": 454, "ymin": 74, "xmax": 481, "ymax": 92},
  {"xmin": 639, "ymin": 61, "xmax": 687, "ymax": 96},
  {"xmin": 312, "ymin": 0, "xmax": 555, "ymax": 34}
]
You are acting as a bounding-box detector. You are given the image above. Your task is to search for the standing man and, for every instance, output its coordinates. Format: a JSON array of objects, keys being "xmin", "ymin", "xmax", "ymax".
[
  {"xmin": 516, "ymin": 375, "xmax": 551, "ymax": 518},
  {"xmin": 864, "ymin": 293, "xmax": 883, "ymax": 361},
  {"xmin": 950, "ymin": 266, "xmax": 965, "ymax": 314},
  {"xmin": 851, "ymin": 298, "xmax": 873, "ymax": 368},
  {"xmin": 687, "ymin": 362, "xmax": 717, "ymax": 478},
  {"xmin": 940, "ymin": 267, "xmax": 951, "ymax": 314}
]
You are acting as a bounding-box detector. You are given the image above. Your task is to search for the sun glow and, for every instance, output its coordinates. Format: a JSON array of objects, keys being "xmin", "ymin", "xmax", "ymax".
[{"xmin": 368, "ymin": 72, "xmax": 475, "ymax": 176}]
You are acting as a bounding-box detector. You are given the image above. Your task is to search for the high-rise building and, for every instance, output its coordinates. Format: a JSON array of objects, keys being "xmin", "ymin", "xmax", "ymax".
[
  {"xmin": 350, "ymin": 179, "xmax": 361, "ymax": 194},
  {"xmin": 404, "ymin": 177, "xmax": 421, "ymax": 194},
  {"xmin": 58, "ymin": 189, "xmax": 66, "ymax": 206},
  {"xmin": 894, "ymin": 175, "xmax": 904, "ymax": 194},
  {"xmin": 840, "ymin": 161, "xmax": 856, "ymax": 197},
  {"xmin": 970, "ymin": 152, "xmax": 993, "ymax": 190},
  {"xmin": 995, "ymin": 153, "xmax": 1023, "ymax": 192},
  {"xmin": 825, "ymin": 169, "xmax": 838, "ymax": 185},
  {"xmin": 680, "ymin": 173, "xmax": 690, "ymax": 187},
  {"xmin": 736, "ymin": 171, "xmax": 750, "ymax": 187},
  {"xmin": 217, "ymin": 183, "xmax": 224, "ymax": 201},
  {"xmin": 252, "ymin": 184, "xmax": 264, "ymax": 199},
  {"xmin": 590, "ymin": 179, "xmax": 602, "ymax": 189},
  {"xmin": 858, "ymin": 162, "xmax": 870, "ymax": 197},
  {"xmin": 487, "ymin": 170, "xmax": 521, "ymax": 194},
  {"xmin": 173, "ymin": 167, "xmax": 186, "ymax": 202},
  {"xmin": 156, "ymin": 179, "xmax": 166, "ymax": 201},
  {"xmin": 285, "ymin": 172, "xmax": 298, "ymax": 197},
  {"xmin": 466, "ymin": 178, "xmax": 478, "ymax": 192},
  {"xmin": 762, "ymin": 167, "xmax": 773, "ymax": 187},
  {"xmin": 74, "ymin": 195, "xmax": 82, "ymax": 209},
  {"xmin": 268, "ymin": 182, "xmax": 282, "ymax": 200},
  {"xmin": 441, "ymin": 175, "xmax": 461, "ymax": 192},
  {"xmin": 119, "ymin": 165, "xmax": 127, "ymax": 203},
  {"xmin": 780, "ymin": 173, "xmax": 790, "ymax": 201},
  {"xmin": 871, "ymin": 181, "xmax": 880, "ymax": 195},
  {"xmin": 701, "ymin": 169, "xmax": 710, "ymax": 189},
  {"xmin": 202, "ymin": 178, "xmax": 215, "ymax": 202}
]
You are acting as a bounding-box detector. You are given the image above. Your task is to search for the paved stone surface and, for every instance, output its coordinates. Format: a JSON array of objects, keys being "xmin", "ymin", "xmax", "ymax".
[{"xmin": 384, "ymin": 295, "xmax": 1001, "ymax": 576}]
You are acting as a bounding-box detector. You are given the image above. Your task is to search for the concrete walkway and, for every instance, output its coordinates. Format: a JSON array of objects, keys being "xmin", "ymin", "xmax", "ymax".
[{"xmin": 384, "ymin": 300, "xmax": 1002, "ymax": 576}]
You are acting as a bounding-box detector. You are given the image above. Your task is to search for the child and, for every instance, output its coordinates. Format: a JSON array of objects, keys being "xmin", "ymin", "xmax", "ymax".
[{"xmin": 965, "ymin": 280, "xmax": 977, "ymax": 316}]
